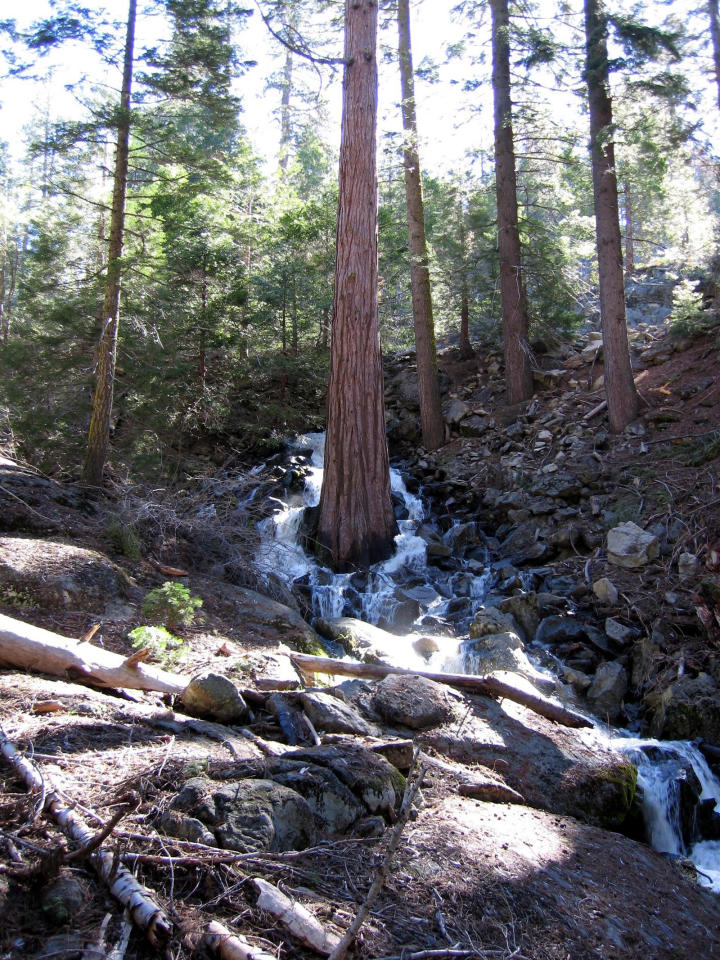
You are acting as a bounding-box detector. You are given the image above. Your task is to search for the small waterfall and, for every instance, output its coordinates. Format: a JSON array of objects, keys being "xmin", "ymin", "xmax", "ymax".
[
  {"xmin": 251, "ymin": 431, "xmax": 720, "ymax": 893},
  {"xmin": 613, "ymin": 736, "xmax": 720, "ymax": 893}
]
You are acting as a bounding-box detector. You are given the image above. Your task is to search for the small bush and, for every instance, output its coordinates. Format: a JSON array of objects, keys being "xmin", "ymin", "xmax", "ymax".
[
  {"xmin": 141, "ymin": 581, "xmax": 203, "ymax": 631},
  {"xmin": 670, "ymin": 280, "xmax": 710, "ymax": 337},
  {"xmin": 106, "ymin": 515, "xmax": 141, "ymax": 561},
  {"xmin": 128, "ymin": 625, "xmax": 188, "ymax": 666}
]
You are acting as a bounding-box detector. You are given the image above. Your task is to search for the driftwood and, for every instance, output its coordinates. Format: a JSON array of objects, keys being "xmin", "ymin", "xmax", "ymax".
[
  {"xmin": 290, "ymin": 653, "xmax": 592, "ymax": 729},
  {"xmin": 252, "ymin": 877, "xmax": 340, "ymax": 955},
  {"xmin": 0, "ymin": 724, "xmax": 171, "ymax": 949},
  {"xmin": 204, "ymin": 921, "xmax": 276, "ymax": 960},
  {"xmin": 0, "ymin": 612, "xmax": 189, "ymax": 695}
]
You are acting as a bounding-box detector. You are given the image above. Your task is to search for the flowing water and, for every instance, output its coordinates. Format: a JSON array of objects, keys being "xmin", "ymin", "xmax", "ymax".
[{"xmin": 253, "ymin": 431, "xmax": 720, "ymax": 893}]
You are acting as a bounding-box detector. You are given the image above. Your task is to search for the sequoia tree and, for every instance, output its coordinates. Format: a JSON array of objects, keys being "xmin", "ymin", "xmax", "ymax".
[
  {"xmin": 490, "ymin": 0, "xmax": 534, "ymax": 404},
  {"xmin": 397, "ymin": 0, "xmax": 444, "ymax": 451},
  {"xmin": 583, "ymin": 0, "xmax": 638, "ymax": 431},
  {"xmin": 316, "ymin": 0, "xmax": 397, "ymax": 571}
]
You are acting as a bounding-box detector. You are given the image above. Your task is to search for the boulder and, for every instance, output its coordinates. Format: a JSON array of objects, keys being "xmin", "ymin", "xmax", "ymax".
[
  {"xmin": 371, "ymin": 673, "xmax": 455, "ymax": 730},
  {"xmin": 607, "ymin": 522, "xmax": 659, "ymax": 569},
  {"xmin": 593, "ymin": 577, "xmax": 619, "ymax": 605},
  {"xmin": 0, "ymin": 536, "xmax": 138, "ymax": 614},
  {"xmin": 586, "ymin": 662, "xmax": 628, "ymax": 721},
  {"xmin": 445, "ymin": 398, "xmax": 471, "ymax": 425},
  {"xmin": 300, "ymin": 690, "xmax": 377, "ymax": 736},
  {"xmin": 646, "ymin": 673, "xmax": 720, "ymax": 746},
  {"xmin": 497, "ymin": 592, "xmax": 541, "ymax": 642},
  {"xmin": 168, "ymin": 776, "xmax": 317, "ymax": 852},
  {"xmin": 181, "ymin": 672, "xmax": 248, "ymax": 723}
]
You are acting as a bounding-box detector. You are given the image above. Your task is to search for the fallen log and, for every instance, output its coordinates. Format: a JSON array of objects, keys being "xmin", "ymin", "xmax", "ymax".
[
  {"xmin": 290, "ymin": 653, "xmax": 592, "ymax": 729},
  {"xmin": 0, "ymin": 724, "xmax": 172, "ymax": 949},
  {"xmin": 252, "ymin": 877, "xmax": 340, "ymax": 955},
  {"xmin": 204, "ymin": 921, "xmax": 276, "ymax": 960},
  {"xmin": 0, "ymin": 612, "xmax": 189, "ymax": 696}
]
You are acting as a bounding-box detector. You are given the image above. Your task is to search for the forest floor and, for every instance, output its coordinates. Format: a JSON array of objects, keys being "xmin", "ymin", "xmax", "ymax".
[{"xmin": 1, "ymin": 314, "xmax": 720, "ymax": 960}]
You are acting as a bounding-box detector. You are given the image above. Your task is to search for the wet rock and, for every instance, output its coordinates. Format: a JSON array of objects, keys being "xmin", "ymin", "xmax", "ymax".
[
  {"xmin": 586, "ymin": 662, "xmax": 628, "ymax": 721},
  {"xmin": 469, "ymin": 606, "xmax": 517, "ymax": 639},
  {"xmin": 181, "ymin": 673, "xmax": 248, "ymax": 723},
  {"xmin": 593, "ymin": 577, "xmax": 619, "ymax": 604},
  {"xmin": 372, "ymin": 673, "xmax": 455, "ymax": 730},
  {"xmin": 497, "ymin": 592, "xmax": 541, "ymax": 642},
  {"xmin": 607, "ymin": 521, "xmax": 659, "ymax": 568},
  {"xmin": 300, "ymin": 690, "xmax": 377, "ymax": 736},
  {"xmin": 647, "ymin": 673, "xmax": 720, "ymax": 745}
]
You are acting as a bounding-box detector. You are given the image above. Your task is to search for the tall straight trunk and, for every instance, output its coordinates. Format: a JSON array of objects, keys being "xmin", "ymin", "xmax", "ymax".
[
  {"xmin": 490, "ymin": 0, "xmax": 533, "ymax": 405},
  {"xmin": 710, "ymin": 0, "xmax": 720, "ymax": 111},
  {"xmin": 457, "ymin": 197, "xmax": 474, "ymax": 359},
  {"xmin": 83, "ymin": 0, "xmax": 136, "ymax": 485},
  {"xmin": 279, "ymin": 45, "xmax": 293, "ymax": 172},
  {"xmin": 584, "ymin": 0, "xmax": 638, "ymax": 432},
  {"xmin": 397, "ymin": 0, "xmax": 444, "ymax": 451},
  {"xmin": 623, "ymin": 179, "xmax": 635, "ymax": 280},
  {"xmin": 316, "ymin": 0, "xmax": 397, "ymax": 572}
]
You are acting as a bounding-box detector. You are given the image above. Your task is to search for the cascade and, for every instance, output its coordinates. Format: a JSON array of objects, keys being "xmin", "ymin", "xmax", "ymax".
[{"xmin": 252, "ymin": 432, "xmax": 720, "ymax": 892}]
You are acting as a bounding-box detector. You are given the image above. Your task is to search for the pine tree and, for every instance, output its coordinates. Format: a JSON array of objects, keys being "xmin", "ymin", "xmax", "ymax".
[{"xmin": 396, "ymin": 0, "xmax": 444, "ymax": 451}]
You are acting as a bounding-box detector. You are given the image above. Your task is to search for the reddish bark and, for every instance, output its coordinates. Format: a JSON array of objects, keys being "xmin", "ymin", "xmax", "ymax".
[
  {"xmin": 584, "ymin": 0, "xmax": 639, "ymax": 432},
  {"xmin": 490, "ymin": 0, "xmax": 533, "ymax": 405},
  {"xmin": 316, "ymin": 0, "xmax": 397, "ymax": 572}
]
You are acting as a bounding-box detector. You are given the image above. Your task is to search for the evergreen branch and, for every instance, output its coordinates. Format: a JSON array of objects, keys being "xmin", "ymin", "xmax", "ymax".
[{"xmin": 253, "ymin": 0, "xmax": 346, "ymax": 67}]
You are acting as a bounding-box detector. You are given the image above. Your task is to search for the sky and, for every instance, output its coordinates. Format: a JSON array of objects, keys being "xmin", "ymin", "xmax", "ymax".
[{"xmin": 0, "ymin": 0, "xmax": 716, "ymax": 178}]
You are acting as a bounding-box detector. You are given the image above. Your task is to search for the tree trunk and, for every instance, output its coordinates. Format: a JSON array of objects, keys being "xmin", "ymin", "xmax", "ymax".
[
  {"xmin": 710, "ymin": 0, "xmax": 720, "ymax": 112},
  {"xmin": 83, "ymin": 0, "xmax": 136, "ymax": 485},
  {"xmin": 316, "ymin": 0, "xmax": 397, "ymax": 572},
  {"xmin": 397, "ymin": 0, "xmax": 444, "ymax": 452},
  {"xmin": 457, "ymin": 199, "xmax": 474, "ymax": 359},
  {"xmin": 279, "ymin": 45, "xmax": 293, "ymax": 172},
  {"xmin": 623, "ymin": 178, "xmax": 635, "ymax": 280},
  {"xmin": 490, "ymin": 0, "xmax": 533, "ymax": 406},
  {"xmin": 584, "ymin": 0, "xmax": 639, "ymax": 432}
]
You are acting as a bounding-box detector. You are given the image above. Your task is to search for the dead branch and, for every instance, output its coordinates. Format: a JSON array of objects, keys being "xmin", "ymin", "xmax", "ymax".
[
  {"xmin": 0, "ymin": 725, "xmax": 172, "ymax": 949},
  {"xmin": 0, "ymin": 612, "xmax": 189, "ymax": 695},
  {"xmin": 253, "ymin": 876, "xmax": 340, "ymax": 955},
  {"xmin": 290, "ymin": 653, "xmax": 592, "ymax": 729},
  {"xmin": 327, "ymin": 754, "xmax": 427, "ymax": 960},
  {"xmin": 204, "ymin": 920, "xmax": 277, "ymax": 960}
]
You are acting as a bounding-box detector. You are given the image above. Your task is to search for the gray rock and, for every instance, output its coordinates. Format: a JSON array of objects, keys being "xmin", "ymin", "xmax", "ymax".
[
  {"xmin": 445, "ymin": 398, "xmax": 470, "ymax": 424},
  {"xmin": 604, "ymin": 618, "xmax": 635, "ymax": 645},
  {"xmin": 372, "ymin": 673, "xmax": 455, "ymax": 730},
  {"xmin": 593, "ymin": 577, "xmax": 619, "ymax": 605},
  {"xmin": 678, "ymin": 552, "xmax": 700, "ymax": 582},
  {"xmin": 469, "ymin": 606, "xmax": 517, "ymax": 639},
  {"xmin": 607, "ymin": 521, "xmax": 659, "ymax": 568},
  {"xmin": 41, "ymin": 876, "xmax": 86, "ymax": 925},
  {"xmin": 170, "ymin": 776, "xmax": 316, "ymax": 852},
  {"xmin": 262, "ymin": 759, "xmax": 364, "ymax": 833},
  {"xmin": 587, "ymin": 662, "xmax": 628, "ymax": 721},
  {"xmin": 647, "ymin": 673, "xmax": 720, "ymax": 744},
  {"xmin": 300, "ymin": 690, "xmax": 376, "ymax": 736},
  {"xmin": 498, "ymin": 592, "xmax": 541, "ymax": 642},
  {"xmin": 181, "ymin": 672, "xmax": 248, "ymax": 723},
  {"xmin": 158, "ymin": 810, "xmax": 216, "ymax": 846}
]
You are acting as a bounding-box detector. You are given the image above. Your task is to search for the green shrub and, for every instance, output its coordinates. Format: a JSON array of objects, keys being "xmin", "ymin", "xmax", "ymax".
[
  {"xmin": 141, "ymin": 582, "xmax": 203, "ymax": 631},
  {"xmin": 106, "ymin": 515, "xmax": 141, "ymax": 561},
  {"xmin": 128, "ymin": 625, "xmax": 188, "ymax": 666},
  {"xmin": 669, "ymin": 279, "xmax": 709, "ymax": 337}
]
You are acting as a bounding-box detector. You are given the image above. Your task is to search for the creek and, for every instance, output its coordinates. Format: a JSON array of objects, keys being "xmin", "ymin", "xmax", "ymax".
[{"xmin": 253, "ymin": 431, "xmax": 720, "ymax": 893}]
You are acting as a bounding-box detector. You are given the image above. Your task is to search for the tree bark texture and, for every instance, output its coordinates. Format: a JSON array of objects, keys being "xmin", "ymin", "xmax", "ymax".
[
  {"xmin": 584, "ymin": 0, "xmax": 639, "ymax": 432},
  {"xmin": 623, "ymin": 179, "xmax": 635, "ymax": 280},
  {"xmin": 710, "ymin": 0, "xmax": 720, "ymax": 112},
  {"xmin": 316, "ymin": 0, "xmax": 397, "ymax": 572},
  {"xmin": 397, "ymin": 0, "xmax": 444, "ymax": 452},
  {"xmin": 83, "ymin": 0, "xmax": 136, "ymax": 485},
  {"xmin": 457, "ymin": 201, "xmax": 474, "ymax": 359},
  {"xmin": 490, "ymin": 0, "xmax": 533, "ymax": 405}
]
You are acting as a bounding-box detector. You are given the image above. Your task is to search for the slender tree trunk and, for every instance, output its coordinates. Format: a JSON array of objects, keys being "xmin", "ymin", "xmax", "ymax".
[
  {"xmin": 83, "ymin": 0, "xmax": 136, "ymax": 485},
  {"xmin": 623, "ymin": 178, "xmax": 635, "ymax": 280},
  {"xmin": 584, "ymin": 0, "xmax": 638, "ymax": 432},
  {"xmin": 279, "ymin": 45, "xmax": 293, "ymax": 172},
  {"xmin": 316, "ymin": 0, "xmax": 397, "ymax": 572},
  {"xmin": 199, "ymin": 273, "xmax": 208, "ymax": 393},
  {"xmin": 291, "ymin": 273, "xmax": 298, "ymax": 355},
  {"xmin": 457, "ymin": 198, "xmax": 474, "ymax": 360},
  {"xmin": 490, "ymin": 0, "xmax": 533, "ymax": 405},
  {"xmin": 710, "ymin": 0, "xmax": 720, "ymax": 112},
  {"xmin": 397, "ymin": 0, "xmax": 444, "ymax": 451}
]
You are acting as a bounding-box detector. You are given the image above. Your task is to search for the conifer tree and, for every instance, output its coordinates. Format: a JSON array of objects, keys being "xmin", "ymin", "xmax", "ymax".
[
  {"xmin": 316, "ymin": 0, "xmax": 397, "ymax": 571},
  {"xmin": 396, "ymin": 0, "xmax": 444, "ymax": 450}
]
